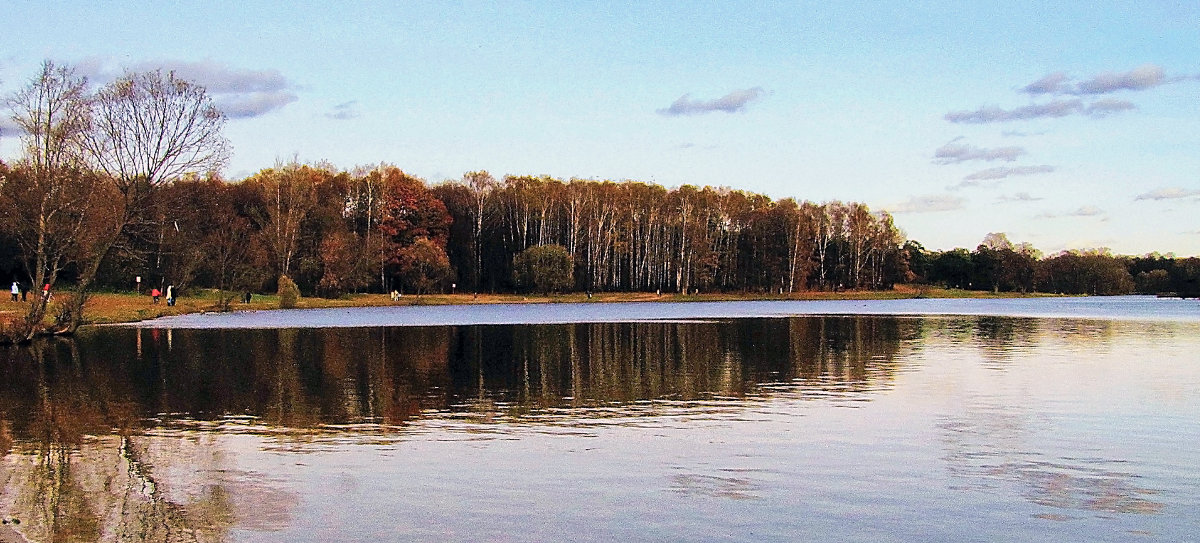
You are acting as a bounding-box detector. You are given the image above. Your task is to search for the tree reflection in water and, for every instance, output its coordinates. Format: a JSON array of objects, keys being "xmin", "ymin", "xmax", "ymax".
[
  {"xmin": 0, "ymin": 334, "xmax": 296, "ymax": 543},
  {"xmin": 0, "ymin": 315, "xmax": 1186, "ymax": 540}
]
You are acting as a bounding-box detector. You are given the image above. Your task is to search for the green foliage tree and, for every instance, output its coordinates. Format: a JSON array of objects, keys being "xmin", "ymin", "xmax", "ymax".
[
  {"xmin": 930, "ymin": 248, "xmax": 973, "ymax": 289},
  {"xmin": 903, "ymin": 241, "xmax": 930, "ymax": 283},
  {"xmin": 1135, "ymin": 269, "xmax": 1171, "ymax": 294},
  {"xmin": 1035, "ymin": 250, "xmax": 1134, "ymax": 295},
  {"xmin": 513, "ymin": 244, "xmax": 573, "ymax": 294}
]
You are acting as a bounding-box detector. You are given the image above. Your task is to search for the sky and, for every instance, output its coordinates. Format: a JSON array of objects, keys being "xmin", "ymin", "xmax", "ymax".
[{"xmin": 1, "ymin": 1, "xmax": 1198, "ymax": 256}]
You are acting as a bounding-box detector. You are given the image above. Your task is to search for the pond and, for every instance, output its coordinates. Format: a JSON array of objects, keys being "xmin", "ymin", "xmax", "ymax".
[{"xmin": 2, "ymin": 298, "xmax": 1199, "ymax": 542}]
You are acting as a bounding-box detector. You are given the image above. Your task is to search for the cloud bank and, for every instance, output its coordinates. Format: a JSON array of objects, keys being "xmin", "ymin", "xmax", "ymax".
[
  {"xmin": 658, "ymin": 87, "xmax": 764, "ymax": 116},
  {"xmin": 944, "ymin": 63, "xmax": 1190, "ymax": 124},
  {"xmin": 78, "ymin": 57, "xmax": 298, "ymax": 119}
]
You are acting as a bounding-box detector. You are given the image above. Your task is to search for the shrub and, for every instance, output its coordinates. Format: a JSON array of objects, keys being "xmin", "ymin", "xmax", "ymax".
[
  {"xmin": 512, "ymin": 244, "xmax": 573, "ymax": 294},
  {"xmin": 277, "ymin": 275, "xmax": 300, "ymax": 309}
]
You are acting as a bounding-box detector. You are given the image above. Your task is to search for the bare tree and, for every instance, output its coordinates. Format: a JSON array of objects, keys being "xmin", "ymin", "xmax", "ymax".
[
  {"xmin": 1, "ymin": 62, "xmax": 119, "ymax": 339},
  {"xmin": 64, "ymin": 69, "xmax": 230, "ymax": 332},
  {"xmin": 84, "ymin": 69, "xmax": 230, "ymax": 202}
]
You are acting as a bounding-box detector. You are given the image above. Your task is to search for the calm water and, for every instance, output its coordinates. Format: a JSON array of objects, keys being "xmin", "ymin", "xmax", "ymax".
[{"xmin": 1, "ymin": 298, "xmax": 1199, "ymax": 542}]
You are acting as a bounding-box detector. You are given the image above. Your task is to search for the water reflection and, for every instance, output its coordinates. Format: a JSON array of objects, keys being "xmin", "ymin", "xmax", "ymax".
[
  {"xmin": 0, "ymin": 315, "xmax": 1196, "ymax": 541},
  {"xmin": 0, "ymin": 317, "xmax": 922, "ymax": 437}
]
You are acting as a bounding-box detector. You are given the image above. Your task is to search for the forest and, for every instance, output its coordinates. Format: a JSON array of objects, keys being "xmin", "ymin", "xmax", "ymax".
[{"xmin": 2, "ymin": 62, "xmax": 1198, "ymax": 338}]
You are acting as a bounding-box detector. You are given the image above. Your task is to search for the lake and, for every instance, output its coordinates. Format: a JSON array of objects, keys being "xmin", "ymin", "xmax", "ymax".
[{"xmin": 1, "ymin": 296, "xmax": 1199, "ymax": 542}]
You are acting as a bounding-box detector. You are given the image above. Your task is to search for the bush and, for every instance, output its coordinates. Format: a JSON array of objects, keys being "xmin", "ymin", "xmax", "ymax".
[
  {"xmin": 277, "ymin": 275, "xmax": 300, "ymax": 309},
  {"xmin": 513, "ymin": 244, "xmax": 573, "ymax": 294}
]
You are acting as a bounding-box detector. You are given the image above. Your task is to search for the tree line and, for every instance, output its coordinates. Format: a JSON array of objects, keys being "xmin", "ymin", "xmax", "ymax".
[
  {"xmin": 907, "ymin": 233, "xmax": 1200, "ymax": 297},
  {"xmin": 1, "ymin": 162, "xmax": 910, "ymax": 297},
  {"xmin": 1, "ymin": 61, "xmax": 1196, "ymax": 339}
]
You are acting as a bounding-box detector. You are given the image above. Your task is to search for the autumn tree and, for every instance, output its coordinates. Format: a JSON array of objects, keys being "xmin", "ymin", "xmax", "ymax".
[
  {"xmin": 153, "ymin": 173, "xmax": 235, "ymax": 292},
  {"xmin": 393, "ymin": 237, "xmax": 452, "ymax": 295},
  {"xmin": 205, "ymin": 213, "xmax": 265, "ymax": 311},
  {"xmin": 376, "ymin": 166, "xmax": 452, "ymax": 290},
  {"xmin": 318, "ymin": 229, "xmax": 371, "ymax": 297},
  {"xmin": 242, "ymin": 161, "xmax": 323, "ymax": 280}
]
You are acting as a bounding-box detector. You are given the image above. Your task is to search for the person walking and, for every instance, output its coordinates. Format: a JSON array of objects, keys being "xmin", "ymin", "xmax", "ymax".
[
  {"xmin": 10, "ymin": 282, "xmax": 18, "ymax": 302},
  {"xmin": 166, "ymin": 285, "xmax": 175, "ymax": 306},
  {"xmin": 151, "ymin": 287, "xmax": 161, "ymax": 304}
]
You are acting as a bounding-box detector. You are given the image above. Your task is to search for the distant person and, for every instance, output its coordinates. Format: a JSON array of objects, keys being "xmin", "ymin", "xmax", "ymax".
[
  {"xmin": 42, "ymin": 284, "xmax": 50, "ymax": 301},
  {"xmin": 10, "ymin": 282, "xmax": 18, "ymax": 302},
  {"xmin": 244, "ymin": 291, "xmax": 252, "ymax": 304},
  {"xmin": 166, "ymin": 285, "xmax": 175, "ymax": 306},
  {"xmin": 151, "ymin": 288, "xmax": 161, "ymax": 304}
]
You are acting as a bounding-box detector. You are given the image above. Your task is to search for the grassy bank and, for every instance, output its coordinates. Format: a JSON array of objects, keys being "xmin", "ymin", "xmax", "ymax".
[{"xmin": 0, "ymin": 285, "xmax": 1057, "ymax": 330}]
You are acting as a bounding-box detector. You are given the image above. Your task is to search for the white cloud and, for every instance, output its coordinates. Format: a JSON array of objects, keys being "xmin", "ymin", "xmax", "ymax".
[
  {"xmin": 1135, "ymin": 187, "xmax": 1200, "ymax": 201},
  {"xmin": 1021, "ymin": 72, "xmax": 1070, "ymax": 95},
  {"xmin": 218, "ymin": 92, "xmax": 299, "ymax": 119},
  {"xmin": 933, "ymin": 140, "xmax": 1025, "ymax": 164},
  {"xmin": 945, "ymin": 99, "xmax": 1082, "ymax": 123},
  {"xmin": 326, "ymin": 100, "xmax": 361, "ymax": 120},
  {"xmin": 0, "ymin": 115, "xmax": 22, "ymax": 138},
  {"xmin": 1084, "ymin": 98, "xmax": 1136, "ymax": 117},
  {"xmin": 76, "ymin": 57, "xmax": 298, "ymax": 119},
  {"xmin": 962, "ymin": 165, "xmax": 1055, "ymax": 182},
  {"xmin": 945, "ymin": 98, "xmax": 1135, "ymax": 124},
  {"xmin": 658, "ymin": 87, "xmax": 765, "ymax": 116},
  {"xmin": 1037, "ymin": 205, "xmax": 1104, "ymax": 219},
  {"xmin": 997, "ymin": 192, "xmax": 1043, "ymax": 203},
  {"xmin": 1022, "ymin": 64, "xmax": 1174, "ymax": 96},
  {"xmin": 1075, "ymin": 64, "xmax": 1165, "ymax": 95},
  {"xmin": 887, "ymin": 194, "xmax": 964, "ymax": 213}
]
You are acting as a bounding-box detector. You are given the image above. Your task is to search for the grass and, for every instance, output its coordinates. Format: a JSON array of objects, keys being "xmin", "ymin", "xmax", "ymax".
[{"xmin": 0, "ymin": 285, "xmax": 1056, "ymax": 329}]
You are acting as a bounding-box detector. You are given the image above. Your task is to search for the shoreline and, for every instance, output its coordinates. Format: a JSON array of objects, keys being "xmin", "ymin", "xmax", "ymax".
[
  {"xmin": 0, "ymin": 286, "xmax": 1059, "ymax": 331},
  {"xmin": 0, "ymin": 284, "xmax": 1070, "ymax": 333}
]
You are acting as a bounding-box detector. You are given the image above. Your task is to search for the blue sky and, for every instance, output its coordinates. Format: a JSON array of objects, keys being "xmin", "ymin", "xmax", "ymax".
[{"xmin": 2, "ymin": 1, "xmax": 1198, "ymax": 255}]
